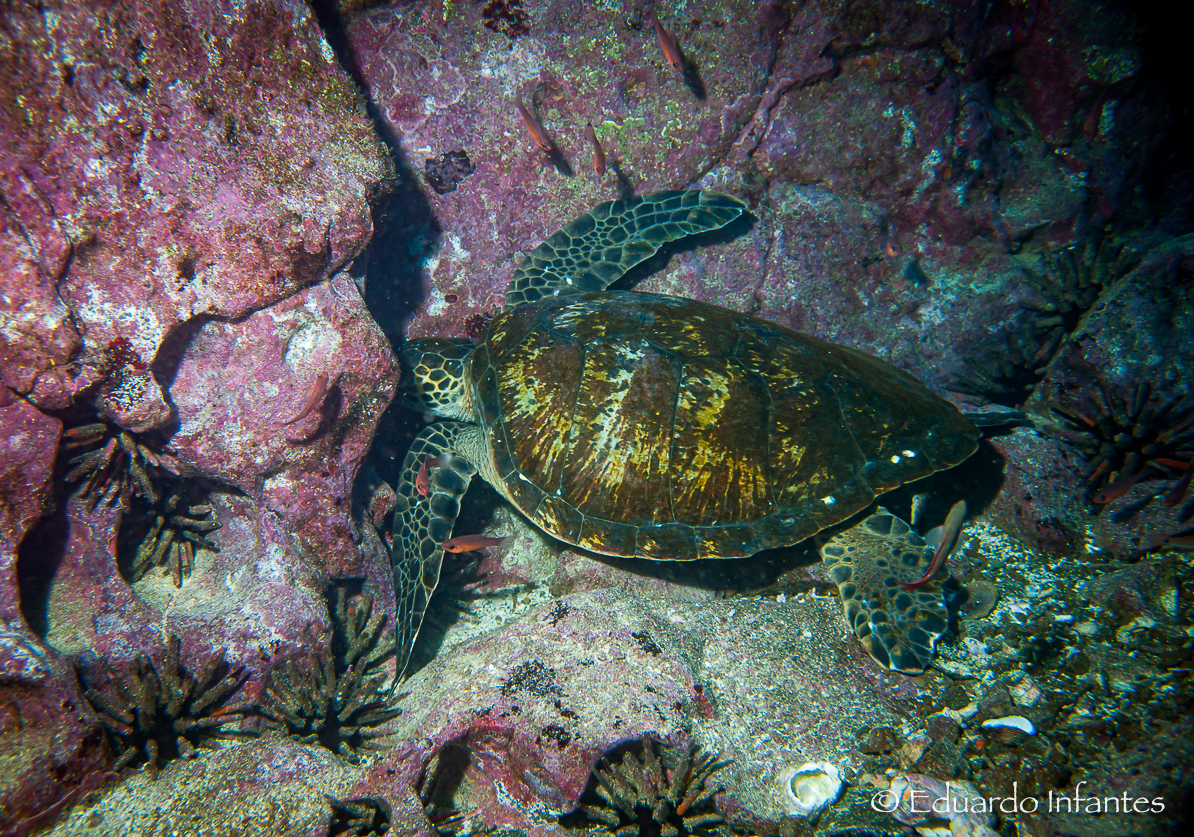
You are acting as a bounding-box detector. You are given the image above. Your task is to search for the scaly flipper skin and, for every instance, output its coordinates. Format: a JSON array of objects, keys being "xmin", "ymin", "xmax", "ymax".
[
  {"xmin": 503, "ymin": 190, "xmax": 746, "ymax": 310},
  {"xmin": 819, "ymin": 508, "xmax": 950, "ymax": 674},
  {"xmin": 392, "ymin": 422, "xmax": 479, "ymax": 678}
]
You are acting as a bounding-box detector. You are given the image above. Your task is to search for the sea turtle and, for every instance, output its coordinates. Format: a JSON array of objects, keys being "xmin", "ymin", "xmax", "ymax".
[{"xmin": 393, "ymin": 190, "xmax": 979, "ymax": 677}]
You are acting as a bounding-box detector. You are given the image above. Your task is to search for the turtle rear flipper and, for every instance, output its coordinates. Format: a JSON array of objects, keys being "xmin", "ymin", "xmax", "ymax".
[
  {"xmin": 503, "ymin": 190, "xmax": 746, "ymax": 310},
  {"xmin": 392, "ymin": 422, "xmax": 482, "ymax": 678},
  {"xmin": 820, "ymin": 509, "xmax": 950, "ymax": 674}
]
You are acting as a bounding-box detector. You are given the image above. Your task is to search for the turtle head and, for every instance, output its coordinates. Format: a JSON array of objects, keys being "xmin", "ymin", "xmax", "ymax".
[{"xmin": 399, "ymin": 338, "xmax": 475, "ymax": 421}]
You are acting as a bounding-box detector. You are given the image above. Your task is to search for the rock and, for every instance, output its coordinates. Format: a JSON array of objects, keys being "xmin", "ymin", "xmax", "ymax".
[
  {"xmin": 0, "ymin": 401, "xmax": 108, "ymax": 836},
  {"xmin": 344, "ymin": 0, "xmax": 1050, "ymax": 401},
  {"xmin": 973, "ymin": 685, "xmax": 1015, "ymax": 726},
  {"xmin": 41, "ymin": 737, "xmax": 417, "ymax": 837},
  {"xmin": 927, "ymin": 714, "xmax": 962, "ymax": 745},
  {"xmin": 962, "ymin": 580, "xmax": 1001, "ymax": 620},
  {"xmin": 387, "ymin": 589, "xmax": 917, "ymax": 828},
  {"xmin": 885, "ymin": 773, "xmax": 999, "ymax": 837},
  {"xmin": 1023, "ymin": 239, "xmax": 1194, "ymax": 556},
  {"xmin": 0, "ymin": 0, "xmax": 390, "ymax": 427},
  {"xmin": 861, "ymin": 726, "xmax": 900, "ymax": 755},
  {"xmin": 0, "ymin": 400, "xmax": 60, "ymax": 634},
  {"xmin": 1, "ymin": 0, "xmax": 397, "ymax": 820},
  {"xmin": 914, "ymin": 737, "xmax": 966, "ymax": 781},
  {"xmin": 166, "ymin": 273, "xmax": 397, "ymax": 578}
]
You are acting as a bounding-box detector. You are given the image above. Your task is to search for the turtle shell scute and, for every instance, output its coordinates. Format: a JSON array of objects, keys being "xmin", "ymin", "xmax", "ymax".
[{"xmin": 471, "ymin": 292, "xmax": 979, "ymax": 560}]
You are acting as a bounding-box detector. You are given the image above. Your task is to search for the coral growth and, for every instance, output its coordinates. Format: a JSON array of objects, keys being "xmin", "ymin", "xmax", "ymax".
[
  {"xmin": 121, "ymin": 482, "xmax": 221, "ymax": 587},
  {"xmin": 1050, "ymin": 382, "xmax": 1194, "ymax": 510},
  {"xmin": 326, "ymin": 795, "xmax": 392, "ymax": 836},
  {"xmin": 79, "ymin": 635, "xmax": 248, "ymax": 778},
  {"xmin": 570, "ymin": 738, "xmax": 728, "ymax": 837},
  {"xmin": 260, "ymin": 588, "xmax": 400, "ymax": 762},
  {"xmin": 60, "ymin": 422, "xmax": 178, "ymax": 510},
  {"xmin": 424, "ymin": 150, "xmax": 476, "ymax": 195}
]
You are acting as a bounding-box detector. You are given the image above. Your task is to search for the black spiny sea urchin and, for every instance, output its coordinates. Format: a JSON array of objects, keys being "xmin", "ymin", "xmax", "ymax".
[
  {"xmin": 79, "ymin": 634, "xmax": 248, "ymax": 778},
  {"xmin": 260, "ymin": 588, "xmax": 401, "ymax": 762},
  {"xmin": 952, "ymin": 231, "xmax": 1140, "ymax": 408},
  {"xmin": 568, "ymin": 738, "xmax": 729, "ymax": 837},
  {"xmin": 1050, "ymin": 381, "xmax": 1194, "ymax": 511},
  {"xmin": 60, "ymin": 421, "xmax": 179, "ymax": 510},
  {"xmin": 121, "ymin": 480, "xmax": 221, "ymax": 586}
]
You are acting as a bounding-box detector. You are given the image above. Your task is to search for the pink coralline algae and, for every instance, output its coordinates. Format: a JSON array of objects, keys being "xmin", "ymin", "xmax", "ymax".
[
  {"xmin": 1, "ymin": 0, "xmax": 395, "ymax": 830},
  {"xmin": 166, "ymin": 274, "xmax": 396, "ymax": 577},
  {"xmin": 0, "ymin": 0, "xmax": 390, "ymax": 429}
]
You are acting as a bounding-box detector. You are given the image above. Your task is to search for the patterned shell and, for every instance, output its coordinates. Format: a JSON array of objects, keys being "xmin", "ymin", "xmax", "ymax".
[{"xmin": 469, "ymin": 291, "xmax": 979, "ymax": 560}]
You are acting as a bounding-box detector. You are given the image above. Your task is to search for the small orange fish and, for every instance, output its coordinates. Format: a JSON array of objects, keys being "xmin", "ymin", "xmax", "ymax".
[
  {"xmin": 585, "ymin": 122, "xmax": 606, "ymax": 175},
  {"xmin": 1092, "ymin": 468, "xmax": 1152, "ymax": 504},
  {"xmin": 1155, "ymin": 457, "xmax": 1192, "ymax": 470},
  {"xmin": 1148, "ymin": 531, "xmax": 1194, "ymax": 551},
  {"xmin": 516, "ymin": 100, "xmax": 553, "ymax": 153},
  {"xmin": 442, "ymin": 534, "xmax": 511, "ymax": 553},
  {"xmin": 649, "ymin": 13, "xmax": 684, "ymax": 72},
  {"xmin": 281, "ymin": 372, "xmax": 328, "ymax": 425},
  {"xmin": 900, "ymin": 500, "xmax": 966, "ymax": 591},
  {"xmin": 416, "ymin": 454, "xmax": 448, "ymax": 496},
  {"xmin": 1164, "ymin": 467, "xmax": 1193, "ymax": 508}
]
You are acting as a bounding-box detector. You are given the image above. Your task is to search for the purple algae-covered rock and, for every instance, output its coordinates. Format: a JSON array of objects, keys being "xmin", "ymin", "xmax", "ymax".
[
  {"xmin": 40, "ymin": 500, "xmax": 160, "ymax": 660},
  {"xmin": 0, "ymin": 401, "xmax": 109, "ymax": 837},
  {"xmin": 343, "ymin": 0, "xmax": 1079, "ymax": 400},
  {"xmin": 0, "ymin": 0, "xmax": 390, "ymax": 430},
  {"xmin": 165, "ymin": 273, "xmax": 397, "ymax": 578},
  {"xmin": 386, "ymin": 588, "xmax": 917, "ymax": 833},
  {"xmin": 753, "ymin": 50, "xmax": 959, "ymax": 230},
  {"xmin": 980, "ymin": 428, "xmax": 1092, "ymax": 561},
  {"xmin": 348, "ymin": 0, "xmax": 786, "ymax": 337},
  {"xmin": 1, "ymin": 399, "xmax": 60, "ymax": 634},
  {"xmin": 37, "ymin": 491, "xmax": 350, "ymax": 683},
  {"xmin": 29, "ymin": 270, "xmax": 401, "ymax": 679}
]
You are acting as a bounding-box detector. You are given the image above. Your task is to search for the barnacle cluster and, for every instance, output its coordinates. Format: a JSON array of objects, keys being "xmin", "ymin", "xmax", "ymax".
[
  {"xmin": 60, "ymin": 421, "xmax": 178, "ymax": 510},
  {"xmin": 260, "ymin": 588, "xmax": 400, "ymax": 762},
  {"xmin": 424, "ymin": 150, "xmax": 475, "ymax": 195},
  {"xmin": 326, "ymin": 796, "xmax": 391, "ymax": 837},
  {"xmin": 569, "ymin": 738, "xmax": 728, "ymax": 837},
  {"xmin": 79, "ymin": 634, "xmax": 247, "ymax": 778},
  {"xmin": 123, "ymin": 482, "xmax": 221, "ymax": 587},
  {"xmin": 1050, "ymin": 382, "xmax": 1194, "ymax": 510},
  {"xmin": 952, "ymin": 231, "xmax": 1139, "ymax": 407}
]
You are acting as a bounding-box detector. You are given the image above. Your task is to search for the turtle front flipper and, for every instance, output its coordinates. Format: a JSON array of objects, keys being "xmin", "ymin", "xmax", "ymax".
[
  {"xmin": 392, "ymin": 421, "xmax": 481, "ymax": 678},
  {"xmin": 503, "ymin": 189, "xmax": 746, "ymax": 309},
  {"xmin": 820, "ymin": 509, "xmax": 950, "ymax": 674}
]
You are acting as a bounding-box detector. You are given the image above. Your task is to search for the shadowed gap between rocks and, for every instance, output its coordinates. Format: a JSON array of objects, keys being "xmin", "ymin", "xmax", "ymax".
[{"xmin": 16, "ymin": 503, "xmax": 70, "ymax": 639}]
